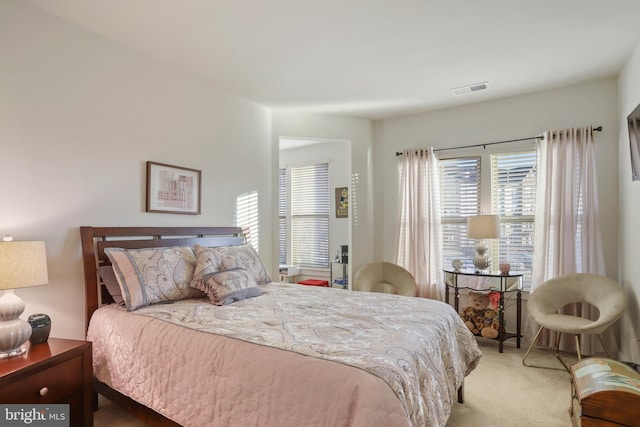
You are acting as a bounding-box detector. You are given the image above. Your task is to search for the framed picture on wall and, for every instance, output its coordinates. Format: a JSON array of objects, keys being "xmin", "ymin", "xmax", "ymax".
[
  {"xmin": 146, "ymin": 161, "xmax": 201, "ymax": 214},
  {"xmin": 335, "ymin": 187, "xmax": 348, "ymax": 218}
]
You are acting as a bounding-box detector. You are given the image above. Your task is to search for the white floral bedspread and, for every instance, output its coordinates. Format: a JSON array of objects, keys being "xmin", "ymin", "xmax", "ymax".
[{"xmin": 131, "ymin": 283, "xmax": 481, "ymax": 426}]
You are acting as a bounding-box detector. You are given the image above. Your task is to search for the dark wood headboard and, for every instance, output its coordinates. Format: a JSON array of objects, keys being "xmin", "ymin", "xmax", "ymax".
[{"xmin": 79, "ymin": 226, "xmax": 245, "ymax": 334}]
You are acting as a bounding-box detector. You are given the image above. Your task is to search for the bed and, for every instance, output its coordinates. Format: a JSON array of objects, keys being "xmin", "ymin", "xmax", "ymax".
[{"xmin": 80, "ymin": 226, "xmax": 481, "ymax": 427}]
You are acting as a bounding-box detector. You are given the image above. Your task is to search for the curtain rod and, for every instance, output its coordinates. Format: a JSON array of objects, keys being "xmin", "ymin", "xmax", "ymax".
[{"xmin": 395, "ymin": 126, "xmax": 603, "ymax": 156}]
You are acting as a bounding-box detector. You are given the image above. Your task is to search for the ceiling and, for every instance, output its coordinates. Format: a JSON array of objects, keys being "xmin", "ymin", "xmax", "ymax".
[{"xmin": 25, "ymin": 0, "xmax": 640, "ymax": 120}]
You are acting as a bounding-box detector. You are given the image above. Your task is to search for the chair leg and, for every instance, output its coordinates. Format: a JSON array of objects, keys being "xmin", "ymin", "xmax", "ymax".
[
  {"xmin": 550, "ymin": 334, "xmax": 589, "ymax": 373},
  {"xmin": 553, "ymin": 332, "xmax": 571, "ymax": 372},
  {"xmin": 522, "ymin": 326, "xmax": 544, "ymax": 367},
  {"xmin": 554, "ymin": 331, "xmax": 562, "ymax": 358},
  {"xmin": 597, "ymin": 334, "xmax": 612, "ymax": 359},
  {"xmin": 523, "ymin": 326, "xmax": 569, "ymax": 371}
]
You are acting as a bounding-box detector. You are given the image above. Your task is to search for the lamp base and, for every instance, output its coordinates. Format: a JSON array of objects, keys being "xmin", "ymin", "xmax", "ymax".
[
  {"xmin": 0, "ymin": 343, "xmax": 27, "ymax": 359},
  {"xmin": 0, "ymin": 290, "xmax": 32, "ymax": 358},
  {"xmin": 472, "ymin": 240, "xmax": 492, "ymax": 272}
]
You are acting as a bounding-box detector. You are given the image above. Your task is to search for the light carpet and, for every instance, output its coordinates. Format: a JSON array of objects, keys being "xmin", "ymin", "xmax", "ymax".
[
  {"xmin": 94, "ymin": 340, "xmax": 576, "ymax": 427},
  {"xmin": 446, "ymin": 340, "xmax": 575, "ymax": 426}
]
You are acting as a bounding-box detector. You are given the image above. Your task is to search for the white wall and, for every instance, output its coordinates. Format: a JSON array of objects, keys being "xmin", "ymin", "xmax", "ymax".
[
  {"xmin": 271, "ymin": 112, "xmax": 374, "ymax": 282},
  {"xmin": 1, "ymin": 1, "xmax": 272, "ymax": 340},
  {"xmin": 279, "ymin": 140, "xmax": 350, "ymax": 283},
  {"xmin": 617, "ymin": 41, "xmax": 640, "ymax": 362}
]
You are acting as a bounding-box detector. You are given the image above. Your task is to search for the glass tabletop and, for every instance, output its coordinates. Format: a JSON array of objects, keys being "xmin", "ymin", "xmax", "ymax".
[{"xmin": 442, "ymin": 267, "xmax": 524, "ymax": 278}]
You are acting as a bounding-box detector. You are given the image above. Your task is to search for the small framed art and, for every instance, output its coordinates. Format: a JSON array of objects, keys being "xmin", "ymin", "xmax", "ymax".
[
  {"xmin": 146, "ymin": 161, "xmax": 201, "ymax": 214},
  {"xmin": 335, "ymin": 187, "xmax": 348, "ymax": 218}
]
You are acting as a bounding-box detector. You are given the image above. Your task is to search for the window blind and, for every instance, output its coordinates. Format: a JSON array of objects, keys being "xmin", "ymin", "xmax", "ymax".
[
  {"xmin": 278, "ymin": 167, "xmax": 286, "ymax": 265},
  {"xmin": 439, "ymin": 157, "xmax": 481, "ymax": 269},
  {"xmin": 291, "ymin": 163, "xmax": 330, "ymax": 268},
  {"xmin": 491, "ymin": 151, "xmax": 536, "ymax": 288},
  {"xmin": 235, "ymin": 191, "xmax": 260, "ymax": 252}
]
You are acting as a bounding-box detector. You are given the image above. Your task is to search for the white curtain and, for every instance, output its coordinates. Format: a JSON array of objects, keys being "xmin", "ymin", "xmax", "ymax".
[
  {"xmin": 395, "ymin": 148, "xmax": 444, "ymax": 300},
  {"xmin": 529, "ymin": 126, "xmax": 613, "ymax": 356}
]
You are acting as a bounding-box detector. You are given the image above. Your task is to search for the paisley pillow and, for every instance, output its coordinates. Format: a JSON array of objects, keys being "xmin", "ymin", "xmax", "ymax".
[
  {"xmin": 192, "ymin": 243, "xmax": 223, "ymax": 282},
  {"xmin": 105, "ymin": 246, "xmax": 204, "ymax": 311},
  {"xmin": 192, "ymin": 243, "xmax": 271, "ymax": 285},
  {"xmin": 191, "ymin": 268, "xmax": 261, "ymax": 306}
]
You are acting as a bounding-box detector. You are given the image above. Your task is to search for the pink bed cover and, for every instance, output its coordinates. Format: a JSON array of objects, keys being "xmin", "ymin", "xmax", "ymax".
[{"xmin": 88, "ymin": 283, "xmax": 481, "ymax": 427}]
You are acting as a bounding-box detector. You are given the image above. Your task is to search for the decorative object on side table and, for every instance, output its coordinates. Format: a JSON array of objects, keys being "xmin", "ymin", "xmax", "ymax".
[
  {"xmin": 28, "ymin": 313, "xmax": 51, "ymax": 344},
  {"xmin": 330, "ymin": 245, "xmax": 349, "ymax": 288},
  {"xmin": 499, "ymin": 262, "xmax": 511, "ymax": 274},
  {"xmin": 467, "ymin": 215, "xmax": 499, "ymax": 272},
  {"xmin": 0, "ymin": 237, "xmax": 48, "ymax": 358},
  {"xmin": 452, "ymin": 259, "xmax": 464, "ymax": 271},
  {"xmin": 460, "ymin": 291, "xmax": 499, "ymax": 339},
  {"xmin": 278, "ymin": 265, "xmax": 300, "ymax": 283}
]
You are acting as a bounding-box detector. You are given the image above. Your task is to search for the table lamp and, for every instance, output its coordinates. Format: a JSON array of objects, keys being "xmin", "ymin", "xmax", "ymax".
[
  {"xmin": 467, "ymin": 215, "xmax": 499, "ymax": 272},
  {"xmin": 0, "ymin": 237, "xmax": 48, "ymax": 358}
]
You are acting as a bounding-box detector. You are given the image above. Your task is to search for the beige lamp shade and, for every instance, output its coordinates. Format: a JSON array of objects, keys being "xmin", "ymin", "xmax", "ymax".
[
  {"xmin": 467, "ymin": 216, "xmax": 499, "ymax": 271},
  {"xmin": 467, "ymin": 215, "xmax": 499, "ymax": 239},
  {"xmin": 0, "ymin": 241, "xmax": 49, "ymax": 290}
]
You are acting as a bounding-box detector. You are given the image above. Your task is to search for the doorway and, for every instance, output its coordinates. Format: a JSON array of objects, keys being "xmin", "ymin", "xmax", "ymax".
[{"xmin": 278, "ymin": 137, "xmax": 352, "ymax": 288}]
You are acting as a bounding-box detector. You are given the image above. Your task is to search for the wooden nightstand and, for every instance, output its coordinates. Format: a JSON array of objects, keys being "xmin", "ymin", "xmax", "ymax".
[{"xmin": 0, "ymin": 338, "xmax": 93, "ymax": 427}]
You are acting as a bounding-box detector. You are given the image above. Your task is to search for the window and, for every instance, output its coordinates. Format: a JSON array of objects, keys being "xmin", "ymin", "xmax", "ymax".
[
  {"xmin": 439, "ymin": 157, "xmax": 480, "ymax": 269},
  {"xmin": 280, "ymin": 163, "xmax": 330, "ymax": 269},
  {"xmin": 278, "ymin": 168, "xmax": 286, "ymax": 265},
  {"xmin": 235, "ymin": 191, "xmax": 259, "ymax": 251},
  {"xmin": 491, "ymin": 152, "xmax": 536, "ymax": 287},
  {"xmin": 439, "ymin": 149, "xmax": 536, "ymax": 288}
]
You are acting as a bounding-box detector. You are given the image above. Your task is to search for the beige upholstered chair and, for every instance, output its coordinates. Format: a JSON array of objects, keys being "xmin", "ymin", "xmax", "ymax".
[
  {"xmin": 353, "ymin": 262, "xmax": 417, "ymax": 297},
  {"xmin": 522, "ymin": 273, "xmax": 626, "ymax": 371}
]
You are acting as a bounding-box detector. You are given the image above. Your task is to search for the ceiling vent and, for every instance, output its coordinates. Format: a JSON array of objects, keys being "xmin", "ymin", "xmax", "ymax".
[{"xmin": 450, "ymin": 82, "xmax": 489, "ymax": 96}]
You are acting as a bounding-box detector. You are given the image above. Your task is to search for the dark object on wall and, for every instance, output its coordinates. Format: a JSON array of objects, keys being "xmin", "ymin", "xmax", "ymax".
[
  {"xmin": 335, "ymin": 187, "xmax": 348, "ymax": 218},
  {"xmin": 28, "ymin": 313, "xmax": 51, "ymax": 345},
  {"xmin": 628, "ymin": 103, "xmax": 640, "ymax": 181}
]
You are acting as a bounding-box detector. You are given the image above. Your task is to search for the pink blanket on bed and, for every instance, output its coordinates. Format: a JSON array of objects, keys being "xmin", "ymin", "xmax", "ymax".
[{"xmin": 88, "ymin": 283, "xmax": 481, "ymax": 427}]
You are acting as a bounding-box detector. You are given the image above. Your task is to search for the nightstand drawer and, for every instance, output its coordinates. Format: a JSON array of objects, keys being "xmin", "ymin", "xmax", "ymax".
[{"xmin": 0, "ymin": 355, "xmax": 82, "ymax": 403}]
